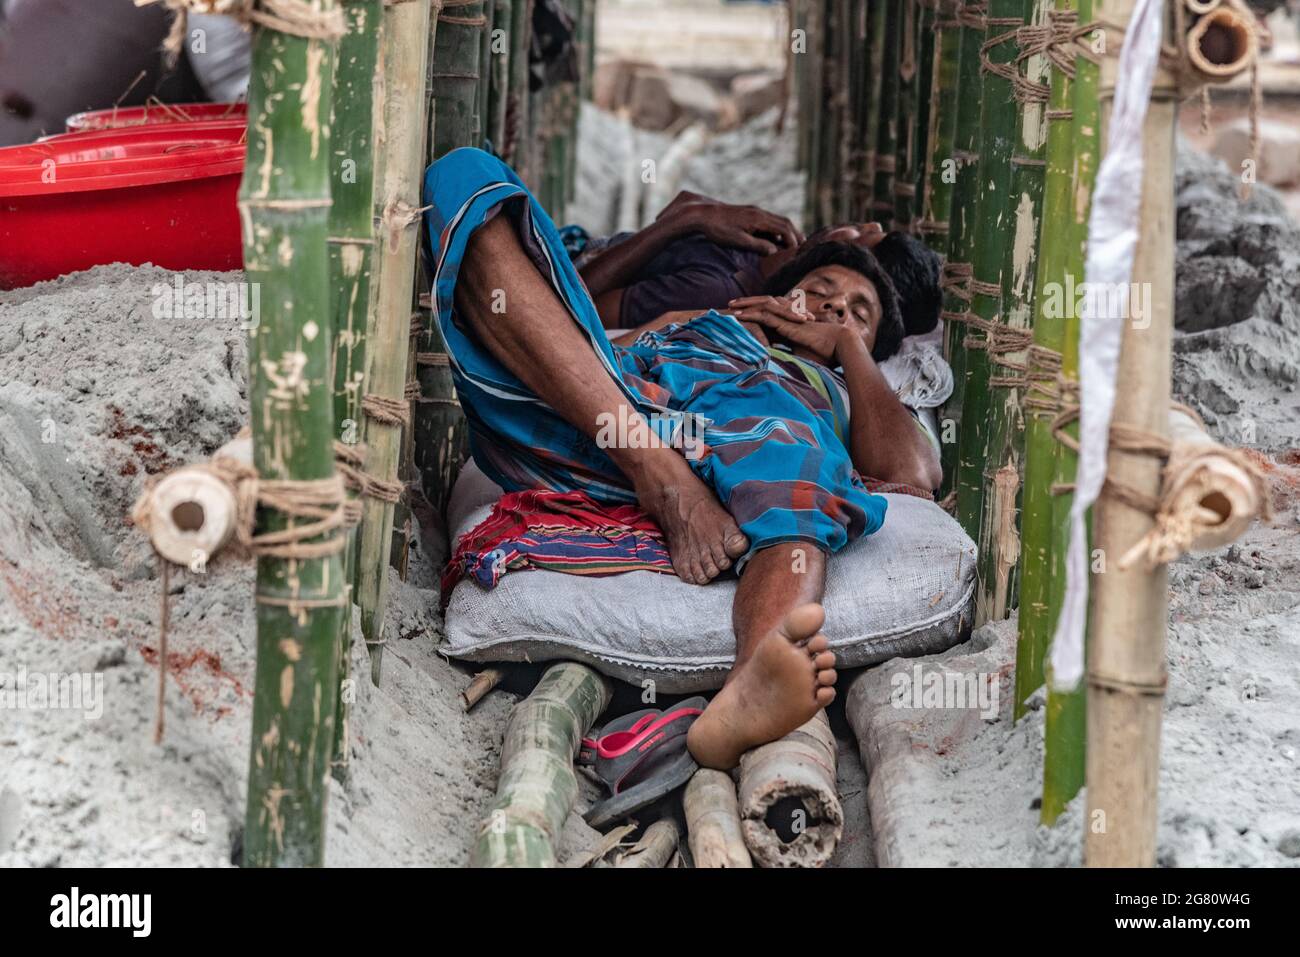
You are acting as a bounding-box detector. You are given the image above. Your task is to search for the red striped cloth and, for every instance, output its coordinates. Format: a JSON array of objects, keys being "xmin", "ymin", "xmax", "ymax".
[{"xmin": 442, "ymin": 478, "xmax": 934, "ymax": 602}]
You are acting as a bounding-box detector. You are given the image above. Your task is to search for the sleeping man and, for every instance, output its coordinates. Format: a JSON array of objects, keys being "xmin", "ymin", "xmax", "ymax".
[{"xmin": 425, "ymin": 148, "xmax": 940, "ymax": 770}]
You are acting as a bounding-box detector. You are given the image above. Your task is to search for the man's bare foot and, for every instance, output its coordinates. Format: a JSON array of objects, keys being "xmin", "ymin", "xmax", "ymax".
[
  {"xmin": 630, "ymin": 453, "xmax": 748, "ymax": 584},
  {"xmin": 686, "ymin": 603, "xmax": 837, "ymax": 769}
]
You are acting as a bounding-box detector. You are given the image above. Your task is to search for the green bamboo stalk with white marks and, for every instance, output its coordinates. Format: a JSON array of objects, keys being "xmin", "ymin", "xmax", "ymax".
[
  {"xmin": 328, "ymin": 0, "xmax": 384, "ymax": 777},
  {"xmin": 1016, "ymin": 0, "xmax": 1076, "ymax": 725},
  {"xmin": 938, "ymin": 3, "xmax": 986, "ymax": 500},
  {"xmin": 919, "ymin": 0, "xmax": 962, "ymax": 251},
  {"xmin": 240, "ymin": 1, "xmax": 345, "ymax": 868},
  {"xmin": 1040, "ymin": 0, "xmax": 1099, "ymax": 824},
  {"xmin": 472, "ymin": 663, "xmax": 612, "ymax": 867},
  {"xmin": 356, "ymin": 0, "xmax": 436, "ymax": 686},
  {"xmin": 953, "ymin": 0, "xmax": 1026, "ymax": 547},
  {"xmin": 974, "ymin": 0, "xmax": 1051, "ymax": 630},
  {"xmin": 871, "ymin": 0, "xmax": 901, "ymax": 229}
]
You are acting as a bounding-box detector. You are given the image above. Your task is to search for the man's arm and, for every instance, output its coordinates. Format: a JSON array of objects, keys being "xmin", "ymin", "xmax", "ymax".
[
  {"xmin": 837, "ymin": 334, "xmax": 942, "ymax": 491},
  {"xmin": 579, "ymin": 198, "xmax": 803, "ymax": 327}
]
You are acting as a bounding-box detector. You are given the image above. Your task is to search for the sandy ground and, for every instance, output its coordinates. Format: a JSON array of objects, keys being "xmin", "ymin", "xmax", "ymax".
[
  {"xmin": 0, "ymin": 265, "xmax": 610, "ymax": 867},
  {"xmin": 1, "ymin": 98, "xmax": 1296, "ymax": 866}
]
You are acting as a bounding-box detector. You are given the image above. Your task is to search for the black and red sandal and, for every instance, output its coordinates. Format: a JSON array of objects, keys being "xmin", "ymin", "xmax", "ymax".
[{"xmin": 579, "ymin": 697, "xmax": 707, "ymax": 830}]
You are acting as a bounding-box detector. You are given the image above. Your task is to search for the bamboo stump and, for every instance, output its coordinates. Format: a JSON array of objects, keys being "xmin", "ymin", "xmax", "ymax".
[
  {"xmin": 736, "ymin": 710, "xmax": 842, "ymax": 868},
  {"xmin": 472, "ymin": 663, "xmax": 612, "ymax": 868},
  {"xmin": 684, "ymin": 769, "xmax": 752, "ymax": 868}
]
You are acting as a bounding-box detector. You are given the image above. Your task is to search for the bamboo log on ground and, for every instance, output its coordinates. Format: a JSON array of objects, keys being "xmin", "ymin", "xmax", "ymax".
[
  {"xmin": 871, "ymin": 0, "xmax": 901, "ymax": 229},
  {"xmin": 736, "ymin": 710, "xmax": 842, "ymax": 868},
  {"xmin": 328, "ymin": 0, "xmax": 384, "ymax": 779},
  {"xmin": 355, "ymin": 0, "xmax": 435, "ymax": 686},
  {"xmin": 684, "ymin": 768, "xmax": 753, "ymax": 868},
  {"xmin": 238, "ymin": 0, "xmax": 347, "ymax": 867},
  {"xmin": 1085, "ymin": 0, "xmax": 1178, "ymax": 865},
  {"xmin": 611, "ymin": 819, "xmax": 680, "ymax": 869},
  {"xmin": 974, "ymin": 0, "xmax": 1051, "ymax": 631},
  {"xmin": 937, "ymin": 3, "xmax": 987, "ymax": 499},
  {"xmin": 952, "ymin": 0, "xmax": 1027, "ymax": 547},
  {"xmin": 471, "ymin": 662, "xmax": 612, "ymax": 868},
  {"xmin": 918, "ymin": 0, "xmax": 962, "ymax": 251},
  {"xmin": 1040, "ymin": 0, "xmax": 1100, "ymax": 823}
]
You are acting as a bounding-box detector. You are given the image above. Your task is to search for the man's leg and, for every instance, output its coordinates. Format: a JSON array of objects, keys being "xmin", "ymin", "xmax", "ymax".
[
  {"xmin": 454, "ymin": 211, "xmax": 748, "ymax": 583},
  {"xmin": 686, "ymin": 544, "xmax": 837, "ymax": 769}
]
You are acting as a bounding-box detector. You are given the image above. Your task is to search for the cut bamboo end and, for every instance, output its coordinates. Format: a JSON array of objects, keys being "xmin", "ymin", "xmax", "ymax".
[
  {"xmin": 736, "ymin": 710, "xmax": 842, "ymax": 868},
  {"xmin": 132, "ymin": 466, "xmax": 238, "ymax": 567},
  {"xmin": 611, "ymin": 819, "xmax": 680, "ymax": 869},
  {"xmin": 1116, "ymin": 407, "xmax": 1270, "ymax": 570},
  {"xmin": 460, "ymin": 668, "xmax": 504, "ymax": 712},
  {"xmin": 684, "ymin": 768, "xmax": 753, "ymax": 868},
  {"xmin": 1185, "ymin": 5, "xmax": 1258, "ymax": 84}
]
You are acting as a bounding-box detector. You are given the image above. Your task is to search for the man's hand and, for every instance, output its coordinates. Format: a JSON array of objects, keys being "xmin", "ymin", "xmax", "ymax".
[
  {"xmin": 670, "ymin": 202, "xmax": 803, "ymax": 256},
  {"xmin": 727, "ymin": 295, "xmax": 854, "ymax": 365}
]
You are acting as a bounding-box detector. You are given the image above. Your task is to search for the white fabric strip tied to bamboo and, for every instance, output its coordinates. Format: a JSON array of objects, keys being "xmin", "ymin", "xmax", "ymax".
[{"xmin": 736, "ymin": 709, "xmax": 842, "ymax": 868}]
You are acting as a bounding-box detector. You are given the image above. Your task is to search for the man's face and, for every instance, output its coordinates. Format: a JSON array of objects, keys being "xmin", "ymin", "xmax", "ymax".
[{"xmin": 790, "ymin": 264, "xmax": 883, "ymax": 352}]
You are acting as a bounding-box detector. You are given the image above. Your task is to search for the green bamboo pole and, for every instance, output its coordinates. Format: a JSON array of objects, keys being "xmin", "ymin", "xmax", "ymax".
[
  {"xmin": 328, "ymin": 0, "xmax": 384, "ymax": 778},
  {"xmin": 240, "ymin": 1, "xmax": 345, "ymax": 868},
  {"xmin": 871, "ymin": 0, "xmax": 901, "ymax": 229},
  {"xmin": 973, "ymin": 0, "xmax": 1051, "ymax": 630},
  {"xmin": 414, "ymin": 3, "xmax": 479, "ymax": 517},
  {"xmin": 911, "ymin": 0, "xmax": 935, "ymax": 220},
  {"xmin": 504, "ymin": 0, "xmax": 532, "ymax": 170},
  {"xmin": 1015, "ymin": 0, "xmax": 1075, "ymax": 723},
  {"xmin": 796, "ymin": 0, "xmax": 815, "ymax": 173},
  {"xmin": 1085, "ymin": 0, "xmax": 1176, "ymax": 865},
  {"xmin": 816, "ymin": 0, "xmax": 837, "ymax": 227},
  {"xmin": 937, "ymin": 1, "xmax": 985, "ymax": 500},
  {"xmin": 430, "ymin": 0, "xmax": 486, "ymax": 157},
  {"xmin": 1040, "ymin": 0, "xmax": 1101, "ymax": 824},
  {"xmin": 893, "ymin": 0, "xmax": 920, "ymax": 229},
  {"xmin": 953, "ymin": 1, "xmax": 1025, "ymax": 545},
  {"xmin": 478, "ymin": 0, "xmax": 496, "ymax": 148},
  {"xmin": 834, "ymin": 0, "xmax": 854, "ymax": 223},
  {"xmin": 488, "ymin": 0, "xmax": 512, "ymax": 152},
  {"xmin": 850, "ymin": 0, "xmax": 876, "ymax": 221},
  {"xmin": 356, "ymin": 0, "xmax": 436, "ymax": 686},
  {"xmin": 472, "ymin": 663, "xmax": 612, "ymax": 867},
  {"xmin": 918, "ymin": 1, "xmax": 961, "ymax": 251},
  {"xmin": 803, "ymin": 0, "xmax": 825, "ymax": 227}
]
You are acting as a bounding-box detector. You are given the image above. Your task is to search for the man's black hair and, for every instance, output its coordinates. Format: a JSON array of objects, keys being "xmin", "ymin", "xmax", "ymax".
[
  {"xmin": 762, "ymin": 241, "xmax": 905, "ymax": 363},
  {"xmin": 871, "ymin": 232, "xmax": 942, "ymax": 338}
]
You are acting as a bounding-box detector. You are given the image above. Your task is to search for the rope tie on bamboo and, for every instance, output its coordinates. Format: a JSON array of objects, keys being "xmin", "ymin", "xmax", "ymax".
[
  {"xmin": 137, "ymin": 0, "xmax": 346, "ymax": 62},
  {"xmin": 900, "ymin": 0, "xmax": 918, "ymax": 82},
  {"xmin": 361, "ymin": 393, "xmax": 411, "ymax": 427},
  {"xmin": 437, "ymin": 0, "xmax": 488, "ymax": 27},
  {"xmin": 334, "ymin": 440, "xmax": 404, "ymax": 507}
]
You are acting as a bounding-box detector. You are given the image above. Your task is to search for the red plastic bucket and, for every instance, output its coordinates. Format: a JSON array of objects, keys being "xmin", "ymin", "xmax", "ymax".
[
  {"xmin": 64, "ymin": 102, "xmax": 247, "ymax": 133},
  {"xmin": 0, "ymin": 125, "xmax": 246, "ymax": 289}
]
